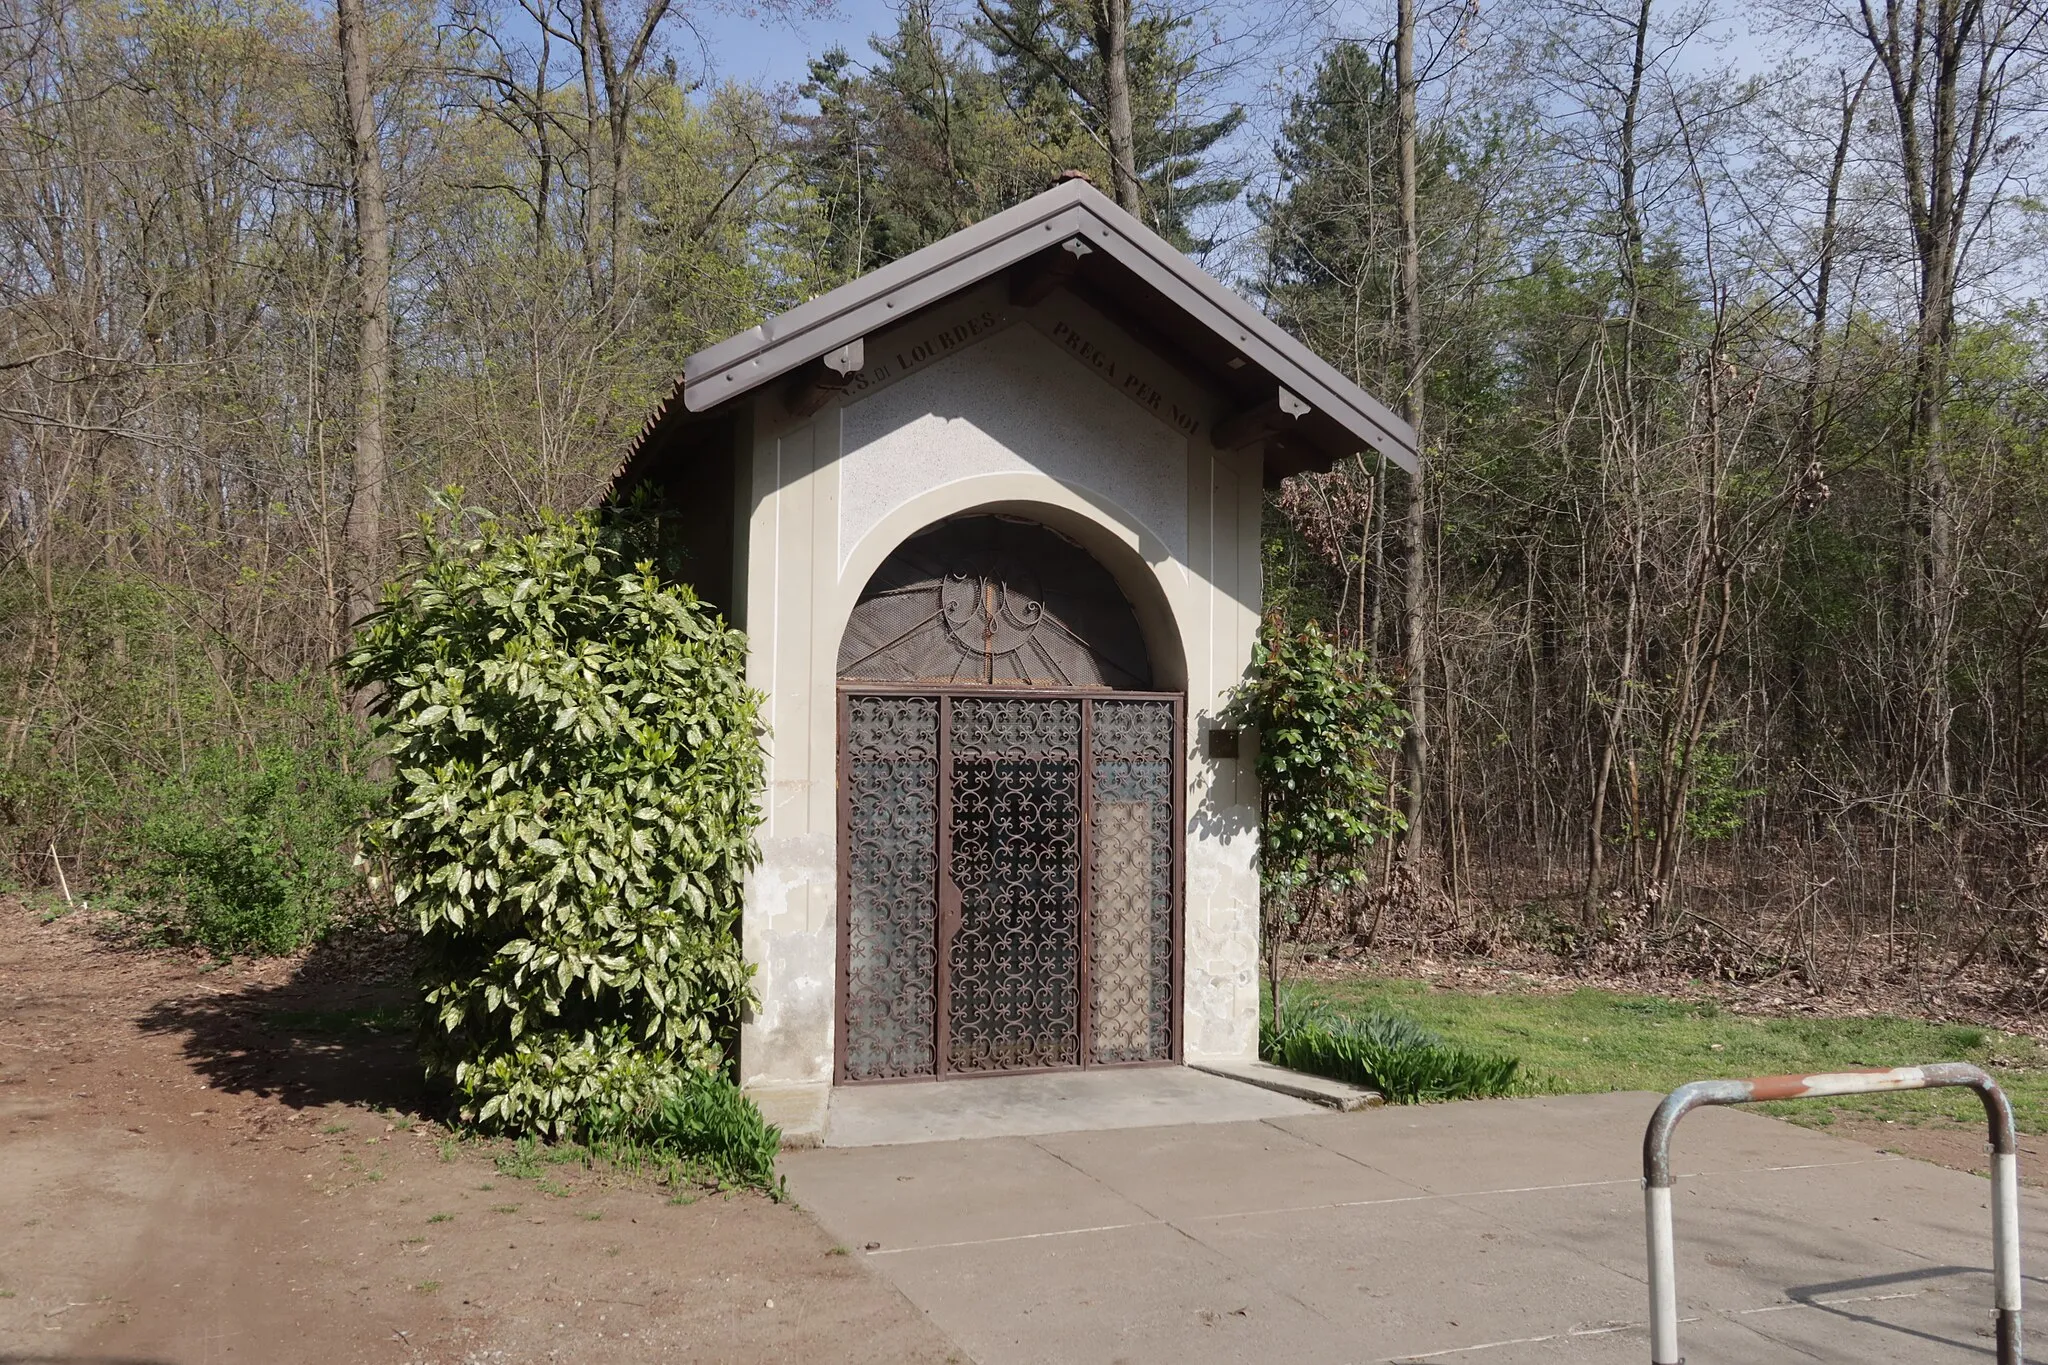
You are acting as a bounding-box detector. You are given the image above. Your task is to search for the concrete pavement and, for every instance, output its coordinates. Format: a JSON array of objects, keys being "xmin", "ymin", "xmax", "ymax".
[
  {"xmin": 783, "ymin": 1086, "xmax": 2048, "ymax": 1363},
  {"xmin": 821, "ymin": 1065, "xmax": 1321, "ymax": 1146}
]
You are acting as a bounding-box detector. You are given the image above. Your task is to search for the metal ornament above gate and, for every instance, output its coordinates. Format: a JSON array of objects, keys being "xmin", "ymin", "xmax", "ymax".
[{"xmin": 838, "ymin": 516, "xmax": 1153, "ymax": 689}]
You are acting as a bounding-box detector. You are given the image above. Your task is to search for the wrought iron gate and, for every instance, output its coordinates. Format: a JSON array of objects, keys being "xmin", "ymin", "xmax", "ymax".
[{"xmin": 838, "ymin": 688, "xmax": 1182, "ymax": 1082}]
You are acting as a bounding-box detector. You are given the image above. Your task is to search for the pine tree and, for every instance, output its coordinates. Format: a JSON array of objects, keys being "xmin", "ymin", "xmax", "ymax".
[
  {"xmin": 975, "ymin": 0, "xmax": 1243, "ymax": 250},
  {"xmin": 793, "ymin": 4, "xmax": 1046, "ymax": 278}
]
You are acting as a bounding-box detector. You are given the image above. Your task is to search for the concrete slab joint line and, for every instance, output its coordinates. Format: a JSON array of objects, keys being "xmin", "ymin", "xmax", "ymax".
[{"xmin": 781, "ymin": 1089, "xmax": 2048, "ymax": 1365}]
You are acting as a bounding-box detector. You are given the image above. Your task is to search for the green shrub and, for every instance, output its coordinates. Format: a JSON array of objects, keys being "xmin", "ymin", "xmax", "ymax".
[
  {"xmin": 343, "ymin": 495, "xmax": 772, "ymax": 1183},
  {"xmin": 1262, "ymin": 991, "xmax": 1520, "ymax": 1103},
  {"xmin": 0, "ymin": 571, "xmax": 376, "ymax": 937},
  {"xmin": 1227, "ymin": 616, "xmax": 1406, "ymax": 1030},
  {"xmin": 122, "ymin": 737, "xmax": 378, "ymax": 955}
]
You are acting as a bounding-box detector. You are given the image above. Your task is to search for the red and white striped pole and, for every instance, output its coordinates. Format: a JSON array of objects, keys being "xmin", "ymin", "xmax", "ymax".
[{"xmin": 1642, "ymin": 1063, "xmax": 2021, "ymax": 1365}]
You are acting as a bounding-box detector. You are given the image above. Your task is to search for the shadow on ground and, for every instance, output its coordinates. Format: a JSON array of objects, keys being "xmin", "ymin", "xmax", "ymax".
[
  {"xmin": 134, "ymin": 926, "xmax": 438, "ymax": 1119},
  {"xmin": 1783, "ymin": 1265, "xmax": 2020, "ymax": 1359}
]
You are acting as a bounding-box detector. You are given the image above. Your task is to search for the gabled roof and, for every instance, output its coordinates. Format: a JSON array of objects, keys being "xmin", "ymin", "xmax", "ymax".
[{"xmin": 619, "ymin": 179, "xmax": 1416, "ymax": 483}]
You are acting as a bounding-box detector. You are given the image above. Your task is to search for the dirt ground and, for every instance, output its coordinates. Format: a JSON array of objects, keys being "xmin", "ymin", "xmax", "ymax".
[
  {"xmin": 0, "ymin": 901, "xmax": 963, "ymax": 1365},
  {"xmin": 1819, "ymin": 1109, "xmax": 2048, "ymax": 1185}
]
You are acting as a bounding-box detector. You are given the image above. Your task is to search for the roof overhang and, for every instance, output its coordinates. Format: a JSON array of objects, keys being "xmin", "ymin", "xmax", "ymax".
[{"xmin": 619, "ymin": 179, "xmax": 1416, "ymax": 487}]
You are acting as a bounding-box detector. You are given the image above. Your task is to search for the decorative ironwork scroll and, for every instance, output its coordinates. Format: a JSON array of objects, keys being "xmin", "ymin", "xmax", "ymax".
[
  {"xmin": 945, "ymin": 697, "xmax": 1084, "ymax": 1071},
  {"xmin": 842, "ymin": 696, "xmax": 941, "ymax": 1079},
  {"xmin": 1088, "ymin": 699, "xmax": 1176, "ymax": 1063},
  {"xmin": 838, "ymin": 516, "xmax": 1152, "ymax": 688}
]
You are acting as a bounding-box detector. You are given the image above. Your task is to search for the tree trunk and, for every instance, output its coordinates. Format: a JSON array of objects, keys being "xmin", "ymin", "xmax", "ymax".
[
  {"xmin": 1395, "ymin": 0, "xmax": 1428, "ymax": 868},
  {"xmin": 1581, "ymin": 0, "xmax": 1655, "ymax": 926},
  {"xmin": 1855, "ymin": 0, "xmax": 2015, "ymax": 805},
  {"xmin": 1094, "ymin": 0, "xmax": 1140, "ymax": 217},
  {"xmin": 338, "ymin": 0, "xmax": 390, "ymax": 651}
]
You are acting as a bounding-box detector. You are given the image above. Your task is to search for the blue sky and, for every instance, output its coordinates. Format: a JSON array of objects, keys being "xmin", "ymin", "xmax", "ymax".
[
  {"xmin": 681, "ymin": 1, "xmax": 1775, "ymax": 105},
  {"xmin": 686, "ymin": 3, "xmax": 886, "ymax": 89}
]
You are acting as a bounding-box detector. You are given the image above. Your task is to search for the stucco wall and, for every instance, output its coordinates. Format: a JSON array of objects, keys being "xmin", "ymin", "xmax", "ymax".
[{"xmin": 736, "ymin": 282, "xmax": 1265, "ymax": 1104}]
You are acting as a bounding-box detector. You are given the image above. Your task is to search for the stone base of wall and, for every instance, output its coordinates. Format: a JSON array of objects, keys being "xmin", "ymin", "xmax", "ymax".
[{"xmin": 745, "ymin": 1082, "xmax": 829, "ymax": 1150}]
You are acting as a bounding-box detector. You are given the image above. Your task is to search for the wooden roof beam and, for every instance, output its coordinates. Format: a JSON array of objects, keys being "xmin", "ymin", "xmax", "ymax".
[
  {"xmin": 783, "ymin": 338, "xmax": 866, "ymax": 418},
  {"xmin": 1009, "ymin": 237, "xmax": 1094, "ymax": 307},
  {"xmin": 1213, "ymin": 386, "xmax": 1312, "ymax": 451}
]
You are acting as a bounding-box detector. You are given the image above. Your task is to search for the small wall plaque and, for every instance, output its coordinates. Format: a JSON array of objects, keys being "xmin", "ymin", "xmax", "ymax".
[{"xmin": 1205, "ymin": 727, "xmax": 1240, "ymax": 760}]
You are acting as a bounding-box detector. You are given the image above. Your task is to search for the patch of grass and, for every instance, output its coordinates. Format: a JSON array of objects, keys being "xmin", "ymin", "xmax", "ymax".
[
  {"xmin": 1283, "ymin": 977, "xmax": 2048, "ymax": 1132},
  {"xmin": 1262, "ymin": 991, "xmax": 1519, "ymax": 1103},
  {"xmin": 490, "ymin": 1204, "xmax": 519, "ymax": 1214},
  {"xmin": 464, "ymin": 1074, "xmax": 786, "ymax": 1203},
  {"xmin": 322, "ymin": 1122, "xmax": 350, "ymax": 1135},
  {"xmin": 413, "ymin": 1280, "xmax": 441, "ymax": 1294},
  {"xmin": 494, "ymin": 1139, "xmax": 541, "ymax": 1179},
  {"xmin": 427, "ymin": 1213, "xmax": 453, "ymax": 1224}
]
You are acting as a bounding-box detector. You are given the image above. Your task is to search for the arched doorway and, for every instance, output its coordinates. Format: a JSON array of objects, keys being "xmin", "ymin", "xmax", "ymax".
[{"xmin": 836, "ymin": 515, "xmax": 1183, "ymax": 1082}]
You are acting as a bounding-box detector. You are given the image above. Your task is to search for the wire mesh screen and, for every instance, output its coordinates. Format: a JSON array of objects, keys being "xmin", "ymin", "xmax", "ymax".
[
  {"xmin": 837, "ymin": 516, "xmax": 1152, "ymax": 688},
  {"xmin": 1088, "ymin": 700, "xmax": 1177, "ymax": 1063}
]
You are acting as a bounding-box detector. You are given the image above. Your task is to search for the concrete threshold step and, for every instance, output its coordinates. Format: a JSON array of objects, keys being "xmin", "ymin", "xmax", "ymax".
[{"xmin": 1192, "ymin": 1060, "xmax": 1384, "ymax": 1111}]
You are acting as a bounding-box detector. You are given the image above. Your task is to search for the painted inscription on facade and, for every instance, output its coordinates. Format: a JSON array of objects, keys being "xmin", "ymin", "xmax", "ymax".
[
  {"xmin": 834, "ymin": 305, "xmax": 1202, "ymax": 443},
  {"xmin": 841, "ymin": 309, "xmax": 1005, "ymax": 398},
  {"xmin": 1044, "ymin": 319, "xmax": 1201, "ymax": 438}
]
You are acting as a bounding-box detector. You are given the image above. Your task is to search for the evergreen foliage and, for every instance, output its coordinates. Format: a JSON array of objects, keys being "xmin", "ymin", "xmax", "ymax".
[
  {"xmin": 343, "ymin": 497, "xmax": 767, "ymax": 1153},
  {"xmin": 976, "ymin": 0, "xmax": 1244, "ymax": 250},
  {"xmin": 1259, "ymin": 40, "xmax": 1512, "ymax": 413},
  {"xmin": 794, "ymin": 11, "xmax": 1052, "ymax": 278},
  {"xmin": 1228, "ymin": 614, "xmax": 1406, "ymax": 894},
  {"xmin": 791, "ymin": 0, "xmax": 1243, "ymax": 277}
]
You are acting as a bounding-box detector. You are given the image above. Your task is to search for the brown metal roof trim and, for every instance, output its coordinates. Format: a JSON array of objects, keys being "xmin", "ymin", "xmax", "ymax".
[{"xmin": 605, "ymin": 179, "xmax": 1416, "ymax": 498}]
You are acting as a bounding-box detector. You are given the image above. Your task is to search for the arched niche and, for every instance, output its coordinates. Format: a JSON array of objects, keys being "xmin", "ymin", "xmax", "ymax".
[
  {"xmin": 836, "ymin": 497, "xmax": 1190, "ymax": 694},
  {"xmin": 838, "ymin": 514, "xmax": 1162, "ymax": 689}
]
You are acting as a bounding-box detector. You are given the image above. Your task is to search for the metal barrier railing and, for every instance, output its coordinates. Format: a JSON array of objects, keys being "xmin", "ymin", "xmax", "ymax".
[{"xmin": 1642, "ymin": 1062, "xmax": 2022, "ymax": 1365}]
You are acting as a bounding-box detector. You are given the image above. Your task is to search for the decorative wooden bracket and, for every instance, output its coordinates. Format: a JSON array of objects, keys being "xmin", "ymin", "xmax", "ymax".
[
  {"xmin": 1212, "ymin": 385, "xmax": 1312, "ymax": 450},
  {"xmin": 1010, "ymin": 237, "xmax": 1094, "ymax": 307},
  {"xmin": 784, "ymin": 337, "xmax": 866, "ymax": 418}
]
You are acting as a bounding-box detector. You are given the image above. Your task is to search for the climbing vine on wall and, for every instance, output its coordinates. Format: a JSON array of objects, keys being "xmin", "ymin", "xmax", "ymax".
[{"xmin": 1231, "ymin": 613, "xmax": 1408, "ymax": 895}]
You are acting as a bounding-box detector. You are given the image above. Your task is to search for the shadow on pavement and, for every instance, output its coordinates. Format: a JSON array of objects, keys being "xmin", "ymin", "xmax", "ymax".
[
  {"xmin": 1785, "ymin": 1264, "xmax": 2001, "ymax": 1357},
  {"xmin": 133, "ymin": 925, "xmax": 438, "ymax": 1119}
]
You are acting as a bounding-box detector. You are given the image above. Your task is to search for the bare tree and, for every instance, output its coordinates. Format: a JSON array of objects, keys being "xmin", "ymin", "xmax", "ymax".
[
  {"xmin": 1829, "ymin": 0, "xmax": 2046, "ymax": 799},
  {"xmin": 1394, "ymin": 0, "xmax": 1429, "ymax": 866},
  {"xmin": 338, "ymin": 0, "xmax": 392, "ymax": 647}
]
